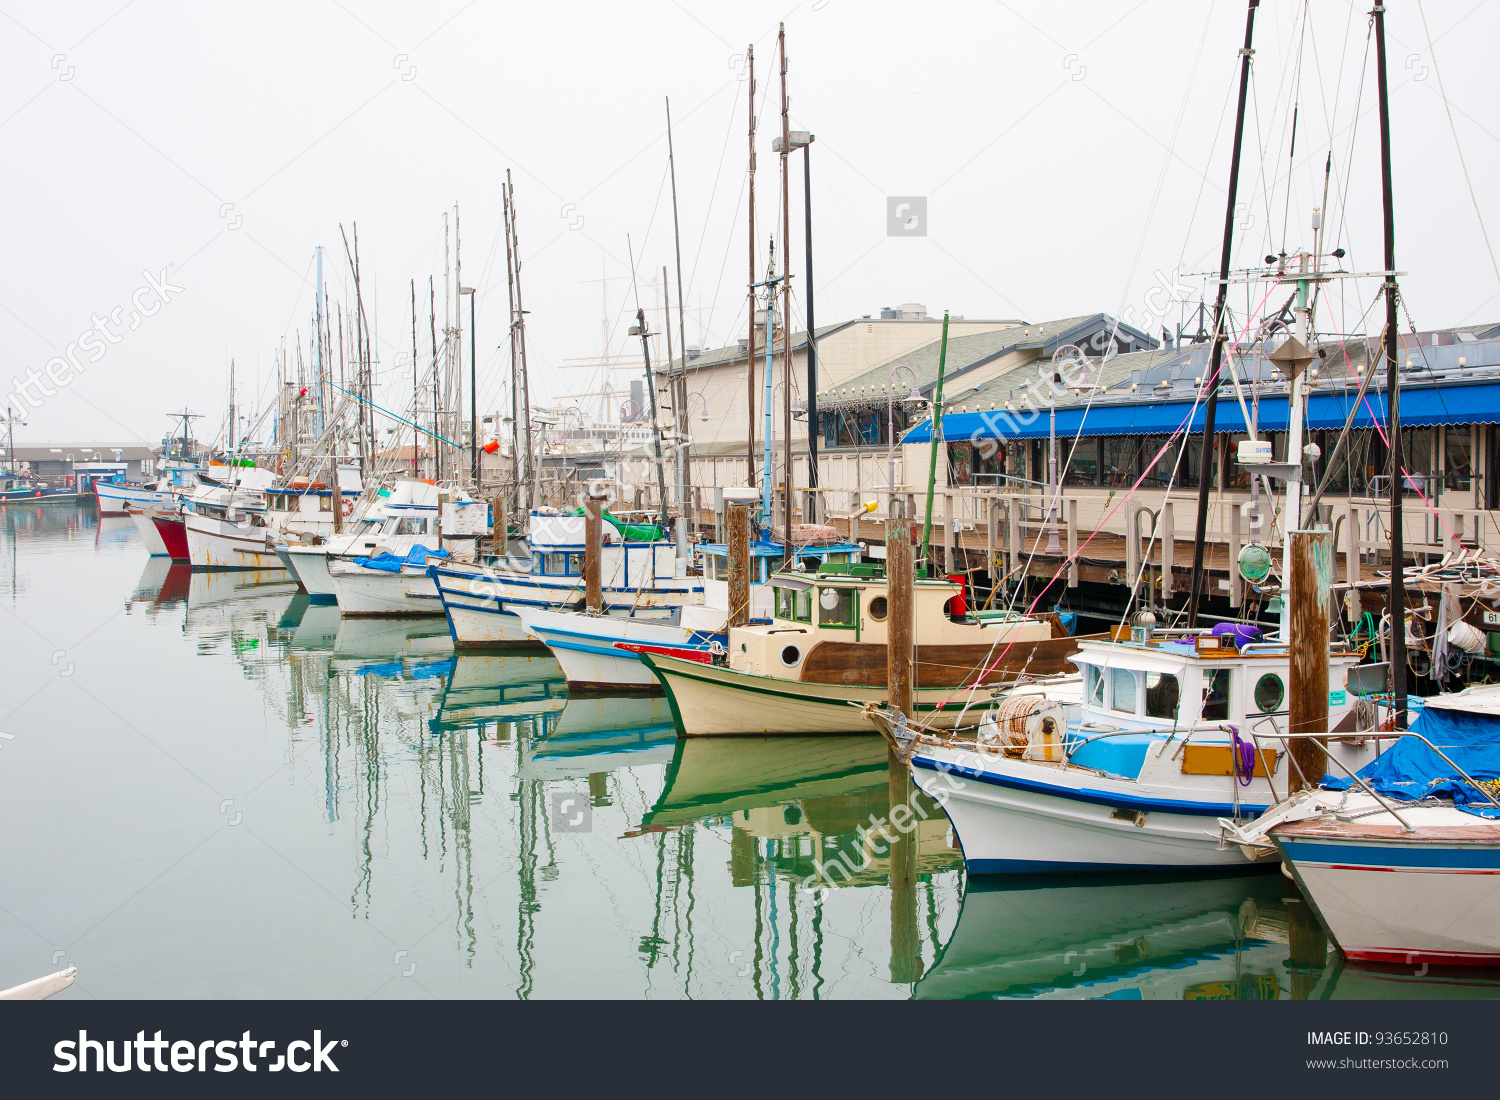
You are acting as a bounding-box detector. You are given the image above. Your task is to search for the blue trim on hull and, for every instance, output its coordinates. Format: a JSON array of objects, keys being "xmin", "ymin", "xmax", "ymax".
[
  {"xmin": 965, "ymin": 857, "xmax": 1271, "ymax": 875},
  {"xmin": 1278, "ymin": 837, "xmax": 1500, "ymax": 871},
  {"xmin": 911, "ymin": 755, "xmax": 1270, "ymax": 818}
]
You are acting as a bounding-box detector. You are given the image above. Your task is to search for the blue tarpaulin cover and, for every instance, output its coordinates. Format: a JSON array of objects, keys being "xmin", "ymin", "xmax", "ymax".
[
  {"xmin": 1324, "ymin": 703, "xmax": 1500, "ymax": 817},
  {"xmin": 350, "ymin": 545, "xmax": 450, "ymax": 573}
]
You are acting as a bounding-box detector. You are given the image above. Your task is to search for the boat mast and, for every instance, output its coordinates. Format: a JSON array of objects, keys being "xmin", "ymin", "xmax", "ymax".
[
  {"xmin": 1186, "ymin": 0, "xmax": 1259, "ymax": 626},
  {"xmin": 503, "ymin": 182, "xmax": 521, "ymax": 510},
  {"xmin": 920, "ymin": 312, "xmax": 950, "ymax": 577},
  {"xmin": 761, "ymin": 240, "xmax": 777, "ymax": 536},
  {"xmin": 745, "ymin": 43, "xmax": 758, "ymax": 492},
  {"xmin": 666, "ymin": 96, "xmax": 693, "ymax": 531},
  {"xmin": 411, "ymin": 279, "xmax": 419, "ymax": 474},
  {"xmin": 779, "ymin": 22, "xmax": 794, "ymax": 547},
  {"xmin": 1374, "ymin": 1, "xmax": 1407, "ymax": 726}
]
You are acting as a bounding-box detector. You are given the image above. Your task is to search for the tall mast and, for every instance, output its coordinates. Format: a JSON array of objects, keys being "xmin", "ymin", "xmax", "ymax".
[
  {"xmin": 429, "ymin": 277, "xmax": 439, "ymax": 481},
  {"xmin": 1375, "ymin": 1, "xmax": 1407, "ymax": 725},
  {"xmin": 227, "ymin": 358, "xmax": 235, "ymax": 452},
  {"xmin": 503, "ymin": 182, "xmax": 521, "ymax": 509},
  {"xmin": 663, "ymin": 264, "xmax": 684, "ymax": 549},
  {"xmin": 666, "ymin": 96, "xmax": 693, "ymax": 519},
  {"xmin": 509, "ymin": 172, "xmax": 533, "ymax": 508},
  {"xmin": 1186, "ymin": 0, "xmax": 1259, "ymax": 625},
  {"xmin": 411, "ymin": 279, "xmax": 419, "ymax": 474},
  {"xmin": 314, "ymin": 245, "xmax": 324, "ymax": 437},
  {"xmin": 761, "ymin": 239, "xmax": 777, "ymax": 533},
  {"xmin": 779, "ymin": 22, "xmax": 794, "ymax": 546},
  {"xmin": 745, "ymin": 43, "xmax": 758, "ymax": 491}
]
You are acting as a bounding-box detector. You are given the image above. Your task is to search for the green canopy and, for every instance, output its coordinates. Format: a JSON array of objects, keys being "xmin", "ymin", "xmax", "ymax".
[{"xmin": 570, "ymin": 508, "xmax": 666, "ymax": 542}]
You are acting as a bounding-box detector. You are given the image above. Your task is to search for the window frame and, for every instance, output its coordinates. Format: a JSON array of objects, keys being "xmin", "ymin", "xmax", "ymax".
[{"xmin": 815, "ymin": 585, "xmax": 858, "ymax": 631}]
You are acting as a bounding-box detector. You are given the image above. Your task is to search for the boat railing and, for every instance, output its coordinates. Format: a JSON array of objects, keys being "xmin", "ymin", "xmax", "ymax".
[{"xmin": 1242, "ymin": 727, "xmax": 1500, "ymax": 833}]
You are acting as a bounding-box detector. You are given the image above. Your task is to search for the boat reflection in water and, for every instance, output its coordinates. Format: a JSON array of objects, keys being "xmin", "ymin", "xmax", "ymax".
[
  {"xmin": 433, "ymin": 654, "xmax": 567, "ymax": 734},
  {"xmin": 917, "ymin": 872, "xmax": 1292, "ymax": 1000},
  {"xmin": 524, "ymin": 695, "xmax": 676, "ymax": 782}
]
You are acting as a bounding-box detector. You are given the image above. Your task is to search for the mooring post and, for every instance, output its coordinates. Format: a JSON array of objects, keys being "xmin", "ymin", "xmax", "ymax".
[
  {"xmin": 1289, "ymin": 529, "xmax": 1332, "ymax": 791},
  {"xmin": 887, "ymin": 497, "xmax": 914, "ymax": 719},
  {"xmin": 584, "ymin": 491, "xmax": 605, "ymax": 613},
  {"xmin": 492, "ymin": 493, "xmax": 506, "ymax": 556},
  {"xmin": 1066, "ymin": 497, "xmax": 1078, "ymax": 588},
  {"xmin": 727, "ymin": 501, "xmax": 751, "ymax": 629}
]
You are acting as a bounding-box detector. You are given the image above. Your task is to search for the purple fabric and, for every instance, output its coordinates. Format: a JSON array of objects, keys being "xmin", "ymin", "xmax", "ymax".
[
  {"xmin": 1211, "ymin": 623, "xmax": 1264, "ymax": 649},
  {"xmin": 1230, "ymin": 726, "xmax": 1255, "ymax": 787}
]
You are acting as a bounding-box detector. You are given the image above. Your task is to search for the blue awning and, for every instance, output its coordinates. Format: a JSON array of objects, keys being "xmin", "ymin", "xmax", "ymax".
[{"xmin": 901, "ymin": 380, "xmax": 1500, "ymax": 443}]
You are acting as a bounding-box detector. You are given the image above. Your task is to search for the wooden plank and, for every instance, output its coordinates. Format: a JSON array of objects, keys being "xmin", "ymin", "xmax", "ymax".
[{"xmin": 1181, "ymin": 744, "xmax": 1279, "ymax": 777}]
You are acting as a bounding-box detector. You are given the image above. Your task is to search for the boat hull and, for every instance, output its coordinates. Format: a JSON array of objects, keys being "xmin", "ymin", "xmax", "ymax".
[
  {"xmin": 331, "ymin": 566, "xmax": 444, "ymax": 617},
  {"xmin": 642, "ymin": 652, "xmax": 1013, "ymax": 736},
  {"xmin": 150, "ymin": 512, "xmax": 190, "ymax": 561},
  {"xmin": 430, "ymin": 564, "xmax": 687, "ymax": 650},
  {"xmin": 128, "ymin": 508, "xmax": 170, "ymax": 556},
  {"xmin": 96, "ymin": 482, "xmax": 170, "ymax": 514},
  {"xmin": 1276, "ymin": 824, "xmax": 1500, "ymax": 966},
  {"xmin": 519, "ymin": 608, "xmax": 720, "ymax": 691},
  {"xmin": 283, "ymin": 546, "xmax": 339, "ymax": 601},
  {"xmin": 184, "ymin": 513, "xmax": 280, "ymax": 569}
]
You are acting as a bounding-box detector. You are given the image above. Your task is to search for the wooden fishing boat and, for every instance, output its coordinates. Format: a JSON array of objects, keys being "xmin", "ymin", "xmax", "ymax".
[{"xmin": 643, "ymin": 563, "xmax": 1091, "ymax": 736}]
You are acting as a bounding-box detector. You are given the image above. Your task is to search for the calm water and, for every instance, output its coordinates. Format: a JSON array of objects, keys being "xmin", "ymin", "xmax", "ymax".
[{"xmin": 4, "ymin": 502, "xmax": 1499, "ymax": 1000}]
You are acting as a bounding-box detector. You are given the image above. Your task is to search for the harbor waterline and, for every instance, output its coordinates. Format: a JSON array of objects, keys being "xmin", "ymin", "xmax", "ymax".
[{"xmin": 5, "ymin": 501, "xmax": 1500, "ymax": 1000}]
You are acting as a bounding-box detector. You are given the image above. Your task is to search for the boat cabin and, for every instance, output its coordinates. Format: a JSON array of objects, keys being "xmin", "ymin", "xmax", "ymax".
[
  {"xmin": 729, "ymin": 562, "xmax": 1051, "ymax": 680},
  {"xmin": 525, "ymin": 511, "xmax": 678, "ymax": 589}
]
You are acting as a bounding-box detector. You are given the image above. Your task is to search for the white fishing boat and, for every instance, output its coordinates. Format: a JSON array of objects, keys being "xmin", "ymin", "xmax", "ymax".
[
  {"xmin": 279, "ymin": 480, "xmax": 482, "ymax": 600},
  {"xmin": 1230, "ymin": 685, "xmax": 1500, "ymax": 967},
  {"xmin": 885, "ymin": 627, "xmax": 1376, "ymax": 874},
  {"xmin": 127, "ymin": 506, "xmax": 171, "ymax": 556},
  {"xmin": 429, "ymin": 511, "xmax": 701, "ymax": 648},
  {"xmin": 514, "ymin": 535, "xmax": 861, "ymax": 691},
  {"xmin": 329, "ymin": 548, "xmax": 450, "ymax": 617}
]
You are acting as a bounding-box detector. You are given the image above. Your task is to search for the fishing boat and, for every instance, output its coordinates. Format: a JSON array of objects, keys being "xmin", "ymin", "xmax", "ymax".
[
  {"xmin": 428, "ymin": 510, "xmax": 701, "ymax": 648},
  {"xmin": 148, "ymin": 505, "xmax": 190, "ymax": 561},
  {"xmin": 642, "ymin": 562, "xmax": 1084, "ymax": 736},
  {"xmin": 1231, "ymin": 685, "xmax": 1500, "ymax": 967},
  {"xmin": 880, "ymin": 626, "xmax": 1377, "ymax": 874},
  {"xmin": 0, "ymin": 471, "xmax": 75, "ymax": 503},
  {"xmin": 328, "ymin": 546, "xmax": 451, "ymax": 617},
  {"xmin": 514, "ymin": 536, "xmax": 860, "ymax": 691},
  {"xmin": 278, "ymin": 480, "xmax": 482, "ymax": 600},
  {"xmin": 181, "ymin": 466, "xmax": 278, "ymax": 568},
  {"xmin": 127, "ymin": 505, "xmax": 173, "ymax": 556},
  {"xmin": 94, "ymin": 478, "xmax": 173, "ymax": 514}
]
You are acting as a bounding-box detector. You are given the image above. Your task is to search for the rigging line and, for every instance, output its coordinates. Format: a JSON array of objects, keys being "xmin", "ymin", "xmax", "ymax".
[
  {"xmin": 1177, "ymin": 36, "xmax": 1244, "ymax": 274},
  {"xmin": 1417, "ymin": 0, "xmax": 1500, "ymax": 294},
  {"xmin": 1277, "ymin": 1, "xmax": 1310, "ymax": 257}
]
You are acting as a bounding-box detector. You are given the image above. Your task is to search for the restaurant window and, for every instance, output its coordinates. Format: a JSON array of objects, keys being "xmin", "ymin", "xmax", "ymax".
[
  {"xmin": 859, "ymin": 413, "xmax": 881, "ymax": 446},
  {"xmin": 1110, "ymin": 667, "xmax": 1138, "ymax": 715},
  {"xmin": 974, "ymin": 441, "xmax": 1004, "ymax": 486},
  {"xmin": 948, "ymin": 441, "xmax": 975, "ymax": 486},
  {"xmin": 1064, "ymin": 438, "xmax": 1100, "ymax": 487},
  {"xmin": 1445, "ymin": 427, "xmax": 1472, "ymax": 492},
  {"xmin": 1101, "ymin": 438, "xmax": 1132, "ymax": 487}
]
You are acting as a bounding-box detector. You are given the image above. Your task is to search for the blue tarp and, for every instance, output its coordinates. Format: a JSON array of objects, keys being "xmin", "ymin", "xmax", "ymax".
[
  {"xmin": 1324, "ymin": 704, "xmax": 1500, "ymax": 817},
  {"xmin": 349, "ymin": 545, "xmax": 450, "ymax": 573},
  {"xmin": 902, "ymin": 380, "xmax": 1500, "ymax": 443}
]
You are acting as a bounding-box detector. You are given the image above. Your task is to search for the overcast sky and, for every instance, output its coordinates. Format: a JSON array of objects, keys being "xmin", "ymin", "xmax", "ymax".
[{"xmin": 2, "ymin": 0, "xmax": 1497, "ymax": 446}]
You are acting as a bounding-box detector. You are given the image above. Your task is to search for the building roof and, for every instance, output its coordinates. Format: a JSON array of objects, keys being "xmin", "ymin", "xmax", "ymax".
[
  {"xmin": 818, "ymin": 314, "xmax": 1159, "ymax": 411},
  {"xmin": 5, "ymin": 443, "xmax": 155, "ymax": 460}
]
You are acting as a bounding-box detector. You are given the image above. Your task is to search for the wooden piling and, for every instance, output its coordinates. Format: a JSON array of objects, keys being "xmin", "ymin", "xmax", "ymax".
[
  {"xmin": 727, "ymin": 502, "xmax": 751, "ymax": 629},
  {"xmin": 584, "ymin": 493, "xmax": 604, "ymax": 613},
  {"xmin": 1288, "ymin": 529, "xmax": 1332, "ymax": 792},
  {"xmin": 887, "ymin": 497, "xmax": 914, "ymax": 719},
  {"xmin": 1229, "ymin": 501, "xmax": 1242, "ymax": 608},
  {"xmin": 492, "ymin": 494, "xmax": 506, "ymax": 556}
]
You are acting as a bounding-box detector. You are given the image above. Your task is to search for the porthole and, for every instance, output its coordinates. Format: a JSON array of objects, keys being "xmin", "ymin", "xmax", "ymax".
[
  {"xmin": 1254, "ymin": 673, "xmax": 1285, "ymax": 713},
  {"xmin": 868, "ymin": 596, "xmax": 888, "ymax": 622},
  {"xmin": 780, "ymin": 644, "xmax": 803, "ymax": 667}
]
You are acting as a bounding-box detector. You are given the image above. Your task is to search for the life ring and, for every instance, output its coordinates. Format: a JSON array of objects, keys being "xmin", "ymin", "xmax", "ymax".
[{"xmin": 342, "ymin": 497, "xmax": 353, "ymax": 516}]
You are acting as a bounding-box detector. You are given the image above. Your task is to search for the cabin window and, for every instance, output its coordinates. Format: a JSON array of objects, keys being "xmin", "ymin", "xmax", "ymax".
[
  {"xmin": 396, "ymin": 518, "xmax": 425, "ymax": 535},
  {"xmin": 776, "ymin": 587, "xmax": 796, "ymax": 620},
  {"xmin": 1254, "ymin": 673, "xmax": 1285, "ymax": 713},
  {"xmin": 817, "ymin": 586, "xmax": 856, "ymax": 628},
  {"xmin": 868, "ymin": 595, "xmax": 888, "ymax": 622},
  {"xmin": 1083, "ymin": 665, "xmax": 1104, "ymax": 708},
  {"xmin": 566, "ymin": 552, "xmax": 583, "ymax": 575},
  {"xmin": 796, "ymin": 590, "xmax": 812, "ymax": 622},
  {"xmin": 1144, "ymin": 672, "xmax": 1180, "ymax": 720},
  {"xmin": 320, "ymin": 495, "xmax": 333, "ymax": 512},
  {"xmin": 545, "ymin": 552, "xmax": 567, "ymax": 575},
  {"xmin": 1110, "ymin": 668, "xmax": 1138, "ymax": 715},
  {"xmin": 1202, "ymin": 669, "xmax": 1232, "ymax": 720}
]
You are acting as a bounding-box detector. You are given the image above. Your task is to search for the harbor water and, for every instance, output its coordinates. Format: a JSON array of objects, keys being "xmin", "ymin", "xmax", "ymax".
[{"xmin": 5, "ymin": 501, "xmax": 1500, "ymax": 1000}]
